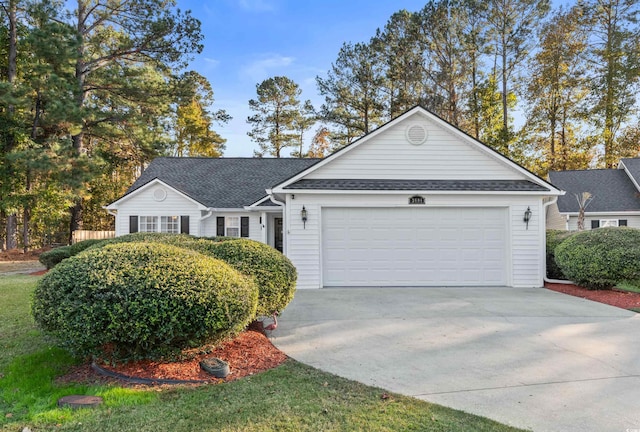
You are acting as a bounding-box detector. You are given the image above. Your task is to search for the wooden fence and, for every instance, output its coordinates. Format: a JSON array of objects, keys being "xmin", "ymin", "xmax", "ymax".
[{"xmin": 71, "ymin": 230, "xmax": 116, "ymax": 244}]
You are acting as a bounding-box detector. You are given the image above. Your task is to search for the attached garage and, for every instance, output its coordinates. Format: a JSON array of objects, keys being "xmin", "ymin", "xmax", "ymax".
[
  {"xmin": 322, "ymin": 207, "xmax": 507, "ymax": 287},
  {"xmin": 268, "ymin": 106, "xmax": 563, "ymax": 289}
]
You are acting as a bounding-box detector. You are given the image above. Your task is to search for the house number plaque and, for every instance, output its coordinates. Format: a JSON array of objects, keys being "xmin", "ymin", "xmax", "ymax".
[{"xmin": 409, "ymin": 195, "xmax": 425, "ymax": 205}]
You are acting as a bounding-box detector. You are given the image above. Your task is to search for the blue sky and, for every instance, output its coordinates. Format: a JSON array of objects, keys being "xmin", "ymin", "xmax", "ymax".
[{"xmin": 180, "ymin": 0, "xmax": 429, "ymax": 156}]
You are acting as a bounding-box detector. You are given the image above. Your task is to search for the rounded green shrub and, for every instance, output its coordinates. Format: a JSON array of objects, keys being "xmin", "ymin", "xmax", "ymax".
[
  {"xmin": 546, "ymin": 230, "xmax": 574, "ymax": 280},
  {"xmin": 38, "ymin": 247, "xmax": 72, "ymax": 269},
  {"xmin": 554, "ymin": 227, "xmax": 640, "ymax": 289},
  {"xmin": 32, "ymin": 242, "xmax": 258, "ymax": 362},
  {"xmin": 198, "ymin": 239, "xmax": 297, "ymax": 317}
]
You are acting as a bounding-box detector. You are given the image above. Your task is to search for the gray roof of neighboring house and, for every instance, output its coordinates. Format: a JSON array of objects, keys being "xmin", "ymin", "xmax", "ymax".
[
  {"xmin": 549, "ymin": 169, "xmax": 640, "ymax": 213},
  {"xmin": 284, "ymin": 179, "xmax": 549, "ymax": 192},
  {"xmin": 123, "ymin": 157, "xmax": 320, "ymax": 208},
  {"xmin": 621, "ymin": 158, "xmax": 640, "ymax": 186}
]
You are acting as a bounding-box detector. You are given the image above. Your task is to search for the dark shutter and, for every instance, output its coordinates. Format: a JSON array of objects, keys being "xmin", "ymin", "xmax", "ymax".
[
  {"xmin": 129, "ymin": 215, "xmax": 138, "ymax": 233},
  {"xmin": 216, "ymin": 217, "xmax": 225, "ymax": 236},
  {"xmin": 619, "ymin": 219, "xmax": 628, "ymax": 226},
  {"xmin": 591, "ymin": 220, "xmax": 600, "ymax": 229},
  {"xmin": 180, "ymin": 216, "xmax": 190, "ymax": 234},
  {"xmin": 241, "ymin": 216, "xmax": 249, "ymax": 237}
]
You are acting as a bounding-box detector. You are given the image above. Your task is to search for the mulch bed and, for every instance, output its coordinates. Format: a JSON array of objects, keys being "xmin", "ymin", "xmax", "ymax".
[
  {"xmin": 0, "ymin": 247, "xmax": 50, "ymax": 262},
  {"xmin": 47, "ymin": 272, "xmax": 638, "ymax": 387},
  {"xmin": 545, "ymin": 282, "xmax": 640, "ymax": 310},
  {"xmin": 57, "ymin": 327, "xmax": 288, "ymax": 387}
]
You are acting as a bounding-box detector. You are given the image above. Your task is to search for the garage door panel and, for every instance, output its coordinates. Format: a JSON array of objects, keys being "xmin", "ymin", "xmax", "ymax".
[{"xmin": 322, "ymin": 207, "xmax": 507, "ymax": 286}]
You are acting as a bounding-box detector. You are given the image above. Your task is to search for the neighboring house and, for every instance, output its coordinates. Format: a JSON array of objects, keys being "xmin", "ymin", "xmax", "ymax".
[
  {"xmin": 106, "ymin": 106, "xmax": 563, "ymax": 289},
  {"xmin": 547, "ymin": 158, "xmax": 640, "ymax": 231}
]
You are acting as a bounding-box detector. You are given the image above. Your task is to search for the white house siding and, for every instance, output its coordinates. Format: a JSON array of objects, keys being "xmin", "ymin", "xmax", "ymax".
[
  {"xmin": 566, "ymin": 215, "xmax": 640, "ymax": 231},
  {"xmin": 114, "ymin": 186, "xmax": 201, "ymax": 236},
  {"xmin": 306, "ymin": 113, "xmax": 523, "ymax": 181},
  {"xmin": 286, "ymin": 193, "xmax": 544, "ymax": 289},
  {"xmin": 200, "ymin": 212, "xmax": 262, "ymax": 242},
  {"xmin": 546, "ymin": 202, "xmax": 567, "ymax": 230}
]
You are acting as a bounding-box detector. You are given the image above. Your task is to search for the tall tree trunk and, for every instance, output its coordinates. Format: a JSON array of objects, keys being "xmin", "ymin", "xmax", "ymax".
[
  {"xmin": 501, "ymin": 36, "xmax": 509, "ymax": 154},
  {"xmin": 5, "ymin": 0, "xmax": 18, "ymax": 250},
  {"xmin": 69, "ymin": 0, "xmax": 87, "ymax": 242}
]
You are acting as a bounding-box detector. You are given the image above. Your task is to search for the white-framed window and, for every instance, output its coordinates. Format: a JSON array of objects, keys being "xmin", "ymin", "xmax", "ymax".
[
  {"xmin": 600, "ymin": 219, "xmax": 619, "ymax": 228},
  {"xmin": 139, "ymin": 215, "xmax": 180, "ymax": 233},
  {"xmin": 226, "ymin": 216, "xmax": 240, "ymax": 237},
  {"xmin": 161, "ymin": 216, "xmax": 180, "ymax": 233},
  {"xmin": 139, "ymin": 216, "xmax": 158, "ymax": 232}
]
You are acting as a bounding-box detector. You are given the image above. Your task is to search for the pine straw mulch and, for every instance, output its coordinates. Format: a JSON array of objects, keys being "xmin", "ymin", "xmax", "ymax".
[
  {"xmin": 0, "ymin": 247, "xmax": 50, "ymax": 262},
  {"xmin": 545, "ymin": 282, "xmax": 640, "ymax": 310},
  {"xmin": 57, "ymin": 325, "xmax": 288, "ymax": 387}
]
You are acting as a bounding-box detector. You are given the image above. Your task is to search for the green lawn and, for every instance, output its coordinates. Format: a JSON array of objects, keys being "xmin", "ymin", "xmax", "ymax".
[
  {"xmin": 616, "ymin": 280, "xmax": 640, "ymax": 294},
  {"xmin": 0, "ymin": 275, "xmax": 527, "ymax": 432}
]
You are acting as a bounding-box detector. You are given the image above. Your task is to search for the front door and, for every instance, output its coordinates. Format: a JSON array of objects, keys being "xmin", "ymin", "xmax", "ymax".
[{"xmin": 274, "ymin": 217, "xmax": 283, "ymax": 252}]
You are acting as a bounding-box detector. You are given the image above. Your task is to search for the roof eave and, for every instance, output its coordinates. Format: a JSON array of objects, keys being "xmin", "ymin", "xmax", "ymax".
[
  {"xmin": 106, "ymin": 178, "xmax": 208, "ymax": 210},
  {"xmin": 275, "ymin": 188, "xmax": 558, "ymax": 195}
]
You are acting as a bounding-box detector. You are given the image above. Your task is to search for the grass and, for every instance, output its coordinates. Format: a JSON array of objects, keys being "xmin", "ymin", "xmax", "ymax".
[
  {"xmin": 0, "ymin": 274, "xmax": 527, "ymax": 432},
  {"xmin": 615, "ymin": 280, "xmax": 640, "ymax": 294}
]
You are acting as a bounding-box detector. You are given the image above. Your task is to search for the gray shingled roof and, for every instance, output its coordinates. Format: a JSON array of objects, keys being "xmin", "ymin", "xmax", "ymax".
[
  {"xmin": 549, "ymin": 169, "xmax": 640, "ymax": 213},
  {"xmin": 123, "ymin": 157, "xmax": 320, "ymax": 208},
  {"xmin": 284, "ymin": 179, "xmax": 549, "ymax": 192},
  {"xmin": 621, "ymin": 158, "xmax": 640, "ymax": 187}
]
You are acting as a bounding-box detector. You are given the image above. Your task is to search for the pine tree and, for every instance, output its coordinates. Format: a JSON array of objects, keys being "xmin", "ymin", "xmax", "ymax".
[
  {"xmin": 580, "ymin": 0, "xmax": 640, "ymax": 167},
  {"xmin": 316, "ymin": 42, "xmax": 385, "ymax": 146},
  {"xmin": 484, "ymin": 0, "xmax": 550, "ymax": 155},
  {"xmin": 525, "ymin": 7, "xmax": 590, "ymax": 174},
  {"xmin": 248, "ymin": 76, "xmax": 307, "ymax": 158}
]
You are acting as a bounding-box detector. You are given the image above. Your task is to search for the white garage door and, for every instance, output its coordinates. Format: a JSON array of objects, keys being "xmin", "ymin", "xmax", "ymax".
[{"xmin": 322, "ymin": 207, "xmax": 507, "ymax": 286}]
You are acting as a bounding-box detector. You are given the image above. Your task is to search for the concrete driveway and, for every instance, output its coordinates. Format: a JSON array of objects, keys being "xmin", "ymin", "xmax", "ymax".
[{"xmin": 271, "ymin": 287, "xmax": 640, "ymax": 432}]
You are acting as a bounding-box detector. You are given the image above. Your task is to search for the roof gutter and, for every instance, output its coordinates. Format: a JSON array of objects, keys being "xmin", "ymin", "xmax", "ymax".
[
  {"xmin": 102, "ymin": 206, "xmax": 117, "ymax": 217},
  {"xmin": 542, "ymin": 196, "xmax": 574, "ymax": 285}
]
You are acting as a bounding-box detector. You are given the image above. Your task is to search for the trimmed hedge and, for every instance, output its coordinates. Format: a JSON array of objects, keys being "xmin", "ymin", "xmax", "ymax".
[
  {"xmin": 32, "ymin": 242, "xmax": 258, "ymax": 362},
  {"xmin": 40, "ymin": 233, "xmax": 241, "ymax": 269},
  {"xmin": 203, "ymin": 239, "xmax": 297, "ymax": 317},
  {"xmin": 546, "ymin": 230, "xmax": 574, "ymax": 280},
  {"xmin": 38, "ymin": 239, "xmax": 105, "ymax": 269},
  {"xmin": 554, "ymin": 227, "xmax": 640, "ymax": 289},
  {"xmin": 178, "ymin": 238, "xmax": 297, "ymax": 316}
]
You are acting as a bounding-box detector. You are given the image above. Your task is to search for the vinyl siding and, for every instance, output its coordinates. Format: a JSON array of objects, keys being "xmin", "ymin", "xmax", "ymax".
[
  {"xmin": 306, "ymin": 113, "xmax": 524, "ymax": 181},
  {"xmin": 286, "ymin": 193, "xmax": 544, "ymax": 289},
  {"xmin": 567, "ymin": 215, "xmax": 640, "ymax": 231},
  {"xmin": 200, "ymin": 213, "xmax": 262, "ymax": 242},
  {"xmin": 114, "ymin": 186, "xmax": 201, "ymax": 236},
  {"xmin": 546, "ymin": 202, "xmax": 567, "ymax": 230}
]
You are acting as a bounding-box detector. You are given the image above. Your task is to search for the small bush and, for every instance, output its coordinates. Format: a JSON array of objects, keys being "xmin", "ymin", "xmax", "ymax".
[
  {"xmin": 32, "ymin": 242, "xmax": 258, "ymax": 362},
  {"xmin": 38, "ymin": 247, "xmax": 72, "ymax": 269},
  {"xmin": 546, "ymin": 230, "xmax": 574, "ymax": 280},
  {"xmin": 555, "ymin": 227, "xmax": 640, "ymax": 289},
  {"xmin": 200, "ymin": 239, "xmax": 297, "ymax": 317}
]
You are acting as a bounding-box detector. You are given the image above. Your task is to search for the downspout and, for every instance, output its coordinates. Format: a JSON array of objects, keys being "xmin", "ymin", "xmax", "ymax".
[
  {"xmin": 199, "ymin": 210, "xmax": 214, "ymax": 237},
  {"xmin": 104, "ymin": 208, "xmax": 117, "ymax": 217},
  {"xmin": 543, "ymin": 196, "xmax": 574, "ymax": 285}
]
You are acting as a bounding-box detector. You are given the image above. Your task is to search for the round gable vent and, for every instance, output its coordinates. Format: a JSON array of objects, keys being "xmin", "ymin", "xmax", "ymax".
[
  {"xmin": 153, "ymin": 187, "xmax": 167, "ymax": 202},
  {"xmin": 406, "ymin": 124, "xmax": 428, "ymax": 145}
]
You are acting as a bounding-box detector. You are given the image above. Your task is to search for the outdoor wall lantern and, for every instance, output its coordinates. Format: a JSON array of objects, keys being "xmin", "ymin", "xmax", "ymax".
[
  {"xmin": 301, "ymin": 206, "xmax": 308, "ymax": 229},
  {"xmin": 523, "ymin": 206, "xmax": 532, "ymax": 230}
]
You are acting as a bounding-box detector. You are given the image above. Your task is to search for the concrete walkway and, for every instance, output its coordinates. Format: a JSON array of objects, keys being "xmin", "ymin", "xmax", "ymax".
[{"xmin": 271, "ymin": 287, "xmax": 640, "ymax": 432}]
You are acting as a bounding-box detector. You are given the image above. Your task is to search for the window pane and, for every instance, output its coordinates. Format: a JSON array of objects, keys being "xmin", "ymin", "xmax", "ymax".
[
  {"xmin": 226, "ymin": 216, "xmax": 240, "ymax": 237},
  {"xmin": 140, "ymin": 216, "xmax": 157, "ymax": 232},
  {"xmin": 161, "ymin": 216, "xmax": 179, "ymax": 233}
]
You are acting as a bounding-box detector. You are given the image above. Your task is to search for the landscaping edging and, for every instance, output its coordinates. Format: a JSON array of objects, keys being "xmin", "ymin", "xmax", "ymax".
[{"xmin": 91, "ymin": 362, "xmax": 214, "ymax": 385}]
